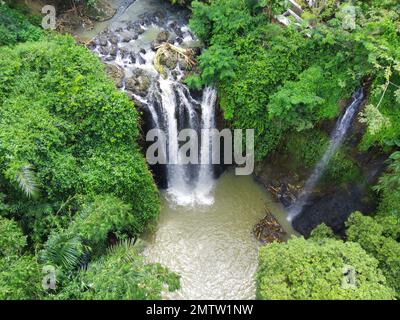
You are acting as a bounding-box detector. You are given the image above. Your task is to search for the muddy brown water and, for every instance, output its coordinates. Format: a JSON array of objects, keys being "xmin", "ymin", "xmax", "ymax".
[{"xmin": 143, "ymin": 169, "xmax": 294, "ymax": 300}]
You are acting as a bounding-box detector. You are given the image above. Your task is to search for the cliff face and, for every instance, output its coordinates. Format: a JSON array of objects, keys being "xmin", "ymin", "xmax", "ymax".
[{"xmin": 255, "ymin": 107, "xmax": 387, "ymax": 238}]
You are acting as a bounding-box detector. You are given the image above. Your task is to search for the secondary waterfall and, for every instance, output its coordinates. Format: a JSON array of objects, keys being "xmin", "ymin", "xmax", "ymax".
[
  {"xmin": 288, "ymin": 88, "xmax": 365, "ymax": 222},
  {"xmin": 88, "ymin": 1, "xmax": 218, "ymax": 206}
]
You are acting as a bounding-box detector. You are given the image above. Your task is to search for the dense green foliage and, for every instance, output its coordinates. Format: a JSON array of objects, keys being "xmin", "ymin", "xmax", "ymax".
[
  {"xmin": 188, "ymin": 0, "xmax": 400, "ymax": 187},
  {"xmin": 0, "ymin": 4, "xmax": 43, "ymax": 46},
  {"xmin": 189, "ymin": 0, "xmax": 359, "ymax": 159},
  {"xmin": 374, "ymin": 151, "xmax": 400, "ymax": 220},
  {"xmin": 1, "ymin": 0, "xmax": 399, "ymax": 301},
  {"xmin": 0, "ymin": 4, "xmax": 178, "ymax": 300},
  {"xmin": 48, "ymin": 240, "xmax": 180, "ymax": 300},
  {"xmin": 0, "ymin": 35, "xmax": 160, "ymax": 243},
  {"xmin": 346, "ymin": 212, "xmax": 400, "ymax": 297},
  {"xmin": 257, "ymin": 237, "xmax": 395, "ymax": 300},
  {"xmin": 0, "ymin": 217, "xmax": 43, "ymax": 299}
]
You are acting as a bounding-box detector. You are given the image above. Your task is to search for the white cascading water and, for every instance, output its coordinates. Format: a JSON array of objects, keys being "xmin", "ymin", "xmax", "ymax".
[
  {"xmin": 90, "ymin": 13, "xmax": 218, "ymax": 206},
  {"xmin": 288, "ymin": 88, "xmax": 365, "ymax": 222},
  {"xmin": 196, "ymin": 87, "xmax": 218, "ymax": 205},
  {"xmin": 158, "ymin": 78, "xmax": 218, "ymax": 206}
]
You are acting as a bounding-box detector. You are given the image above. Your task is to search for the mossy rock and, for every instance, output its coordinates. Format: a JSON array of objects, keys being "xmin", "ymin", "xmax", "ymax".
[{"xmin": 84, "ymin": 0, "xmax": 116, "ymax": 22}]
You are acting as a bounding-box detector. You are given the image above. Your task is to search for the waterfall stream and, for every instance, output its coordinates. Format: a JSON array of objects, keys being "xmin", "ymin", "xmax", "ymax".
[
  {"xmin": 288, "ymin": 88, "xmax": 365, "ymax": 222},
  {"xmin": 88, "ymin": 0, "xmax": 217, "ymax": 206}
]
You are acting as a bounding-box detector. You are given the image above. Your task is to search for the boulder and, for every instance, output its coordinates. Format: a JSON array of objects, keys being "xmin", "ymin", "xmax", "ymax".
[
  {"xmin": 99, "ymin": 45, "xmax": 110, "ymax": 56},
  {"xmin": 125, "ymin": 68, "xmax": 151, "ymax": 97},
  {"xmin": 109, "ymin": 35, "xmax": 119, "ymax": 45},
  {"xmin": 137, "ymin": 53, "xmax": 146, "ymax": 65},
  {"xmin": 98, "ymin": 36, "xmax": 108, "ymax": 47},
  {"xmin": 84, "ymin": 0, "xmax": 117, "ymax": 22},
  {"xmin": 156, "ymin": 31, "xmax": 170, "ymax": 42},
  {"xmin": 104, "ymin": 64, "xmax": 124, "ymax": 88},
  {"xmin": 159, "ymin": 50, "xmax": 178, "ymax": 70},
  {"xmin": 109, "ymin": 45, "xmax": 118, "ymax": 57},
  {"xmin": 151, "ymin": 31, "xmax": 170, "ymax": 51}
]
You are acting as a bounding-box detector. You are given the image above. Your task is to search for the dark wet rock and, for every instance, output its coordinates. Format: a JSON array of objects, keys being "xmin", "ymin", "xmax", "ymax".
[
  {"xmin": 130, "ymin": 53, "xmax": 137, "ymax": 64},
  {"xmin": 171, "ymin": 70, "xmax": 179, "ymax": 80},
  {"xmin": 127, "ymin": 21, "xmax": 141, "ymax": 32},
  {"xmin": 104, "ymin": 64, "xmax": 125, "ymax": 88},
  {"xmin": 140, "ymin": 48, "xmax": 146, "ymax": 55},
  {"xmin": 175, "ymin": 28, "xmax": 184, "ymax": 38},
  {"xmin": 151, "ymin": 31, "xmax": 170, "ymax": 51},
  {"xmin": 254, "ymin": 158, "xmax": 303, "ymax": 207},
  {"xmin": 157, "ymin": 31, "xmax": 170, "ymax": 42},
  {"xmin": 190, "ymin": 46, "xmax": 202, "ymax": 57},
  {"xmin": 110, "ymin": 45, "xmax": 118, "ymax": 57},
  {"xmin": 86, "ymin": 40, "xmax": 97, "ymax": 50},
  {"xmin": 137, "ymin": 54, "xmax": 146, "ymax": 65},
  {"xmin": 99, "ymin": 45, "xmax": 111, "ymax": 56},
  {"xmin": 159, "ymin": 50, "xmax": 178, "ymax": 70},
  {"xmin": 292, "ymin": 184, "xmax": 377, "ymax": 237},
  {"xmin": 120, "ymin": 47, "xmax": 131, "ymax": 59},
  {"xmin": 84, "ymin": 0, "xmax": 117, "ymax": 22},
  {"xmin": 98, "ymin": 36, "xmax": 108, "ymax": 47},
  {"xmin": 109, "ymin": 35, "xmax": 119, "ymax": 45},
  {"xmin": 125, "ymin": 68, "xmax": 151, "ymax": 96},
  {"xmin": 178, "ymin": 56, "xmax": 191, "ymax": 70},
  {"xmin": 175, "ymin": 37, "xmax": 183, "ymax": 45}
]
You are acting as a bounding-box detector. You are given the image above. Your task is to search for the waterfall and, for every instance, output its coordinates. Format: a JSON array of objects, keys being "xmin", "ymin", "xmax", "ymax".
[
  {"xmin": 196, "ymin": 87, "xmax": 218, "ymax": 205},
  {"xmin": 288, "ymin": 88, "xmax": 365, "ymax": 222},
  {"xmin": 89, "ymin": 7, "xmax": 218, "ymax": 207},
  {"xmin": 158, "ymin": 78, "xmax": 218, "ymax": 206}
]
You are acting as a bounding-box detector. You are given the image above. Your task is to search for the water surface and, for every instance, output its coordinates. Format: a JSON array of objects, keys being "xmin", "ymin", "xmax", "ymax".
[{"xmin": 143, "ymin": 169, "xmax": 294, "ymax": 300}]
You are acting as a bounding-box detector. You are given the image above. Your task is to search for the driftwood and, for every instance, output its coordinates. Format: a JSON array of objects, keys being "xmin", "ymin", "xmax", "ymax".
[
  {"xmin": 267, "ymin": 182, "xmax": 299, "ymax": 206},
  {"xmin": 253, "ymin": 208, "xmax": 286, "ymax": 243}
]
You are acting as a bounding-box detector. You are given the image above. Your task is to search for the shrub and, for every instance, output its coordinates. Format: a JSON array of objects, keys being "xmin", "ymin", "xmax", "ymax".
[
  {"xmin": 0, "ymin": 255, "xmax": 43, "ymax": 300},
  {"xmin": 0, "ymin": 217, "xmax": 26, "ymax": 257},
  {"xmin": 346, "ymin": 212, "xmax": 400, "ymax": 297},
  {"xmin": 0, "ymin": 4, "xmax": 43, "ymax": 46},
  {"xmin": 51, "ymin": 240, "xmax": 180, "ymax": 300},
  {"xmin": 257, "ymin": 237, "xmax": 395, "ymax": 300}
]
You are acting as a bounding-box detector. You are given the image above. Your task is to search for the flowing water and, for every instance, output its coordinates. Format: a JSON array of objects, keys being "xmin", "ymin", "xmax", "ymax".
[
  {"xmin": 85, "ymin": 0, "xmax": 216, "ymax": 206},
  {"xmin": 143, "ymin": 169, "xmax": 294, "ymax": 300},
  {"xmin": 288, "ymin": 89, "xmax": 365, "ymax": 222},
  {"xmin": 76, "ymin": 0, "xmax": 294, "ymax": 300}
]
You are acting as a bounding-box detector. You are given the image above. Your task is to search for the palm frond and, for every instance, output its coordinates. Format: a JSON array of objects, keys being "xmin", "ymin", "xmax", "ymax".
[
  {"xmin": 16, "ymin": 164, "xmax": 39, "ymax": 198},
  {"xmin": 40, "ymin": 233, "xmax": 91, "ymax": 271},
  {"xmin": 107, "ymin": 238, "xmax": 139, "ymax": 263}
]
